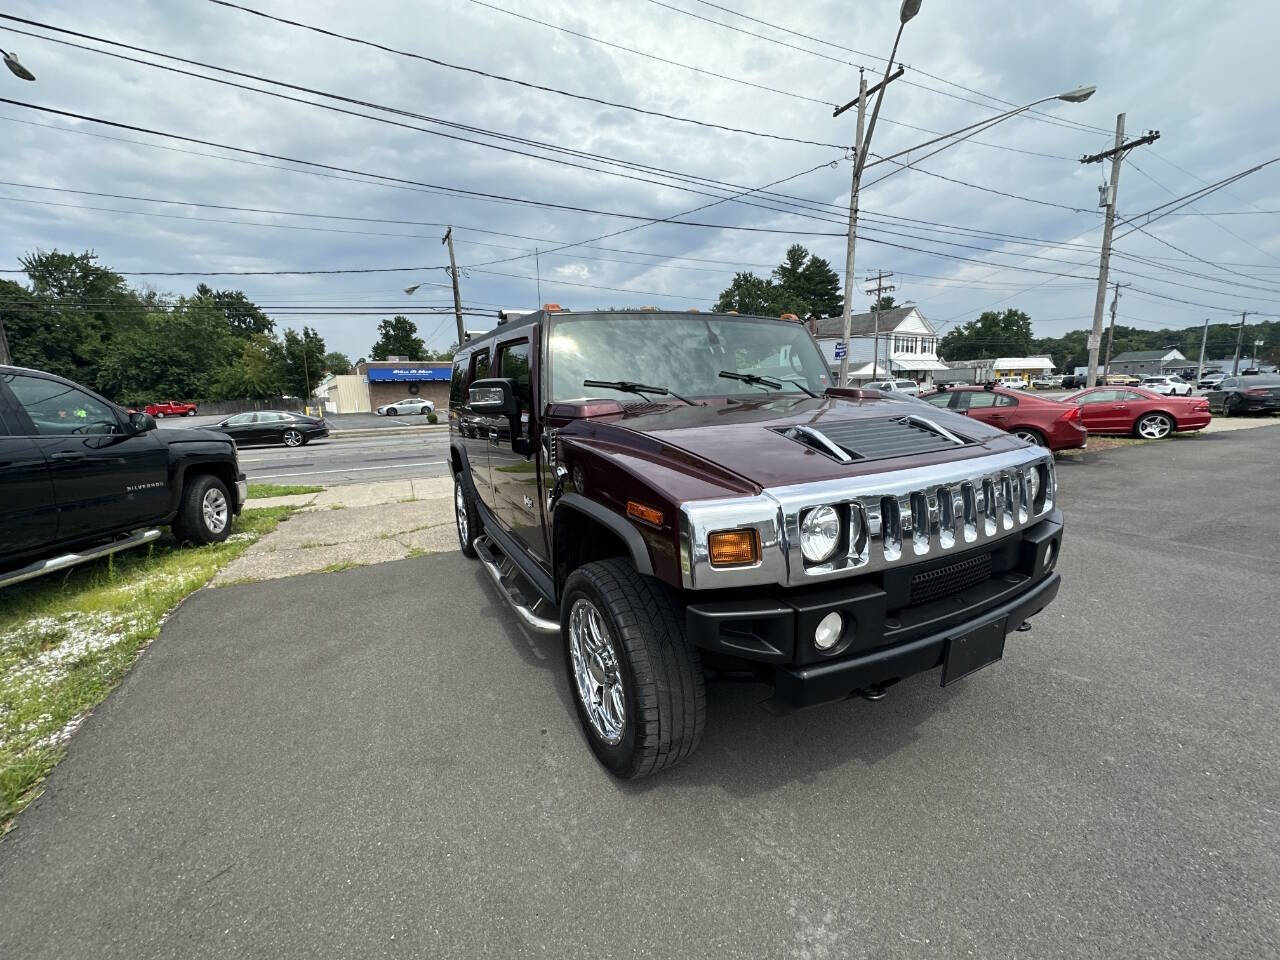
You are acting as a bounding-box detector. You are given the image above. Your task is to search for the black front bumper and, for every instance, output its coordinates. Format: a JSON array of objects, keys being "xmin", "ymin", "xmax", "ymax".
[{"xmin": 685, "ymin": 511, "xmax": 1063, "ymax": 709}]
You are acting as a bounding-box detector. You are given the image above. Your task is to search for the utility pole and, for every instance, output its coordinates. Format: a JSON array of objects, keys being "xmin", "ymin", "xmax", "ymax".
[
  {"xmin": 1196, "ymin": 318, "xmax": 1209, "ymax": 384},
  {"xmin": 1081, "ymin": 115, "xmax": 1160, "ymax": 387},
  {"xmin": 836, "ymin": 65, "xmax": 904, "ymax": 387},
  {"xmin": 442, "ymin": 227, "xmax": 465, "ymax": 349},
  {"xmin": 1232, "ymin": 311, "xmax": 1251, "ymax": 376},
  {"xmin": 1101, "ymin": 281, "xmax": 1128, "ymax": 379},
  {"xmin": 535, "ymin": 248, "xmax": 542, "ymax": 307},
  {"xmin": 865, "ymin": 270, "xmax": 895, "ymax": 378},
  {"xmin": 0, "ymin": 315, "xmax": 10, "ymax": 365}
]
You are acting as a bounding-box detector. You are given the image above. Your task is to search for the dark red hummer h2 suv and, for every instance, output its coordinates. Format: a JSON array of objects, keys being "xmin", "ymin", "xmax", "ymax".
[{"xmin": 449, "ymin": 309, "xmax": 1063, "ymax": 778}]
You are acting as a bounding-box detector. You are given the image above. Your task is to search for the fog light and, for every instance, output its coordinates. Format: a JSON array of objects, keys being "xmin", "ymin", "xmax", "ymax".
[{"xmin": 814, "ymin": 611, "xmax": 844, "ymax": 651}]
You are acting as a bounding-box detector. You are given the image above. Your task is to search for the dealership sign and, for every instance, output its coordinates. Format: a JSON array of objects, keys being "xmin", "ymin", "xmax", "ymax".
[{"xmin": 366, "ymin": 367, "xmax": 451, "ymax": 382}]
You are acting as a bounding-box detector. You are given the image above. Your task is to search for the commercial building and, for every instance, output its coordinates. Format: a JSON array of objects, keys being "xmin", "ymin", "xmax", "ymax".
[
  {"xmin": 811, "ymin": 306, "xmax": 949, "ymax": 384},
  {"xmin": 1107, "ymin": 349, "xmax": 1187, "ymax": 378},
  {"xmin": 316, "ymin": 359, "xmax": 452, "ymax": 414}
]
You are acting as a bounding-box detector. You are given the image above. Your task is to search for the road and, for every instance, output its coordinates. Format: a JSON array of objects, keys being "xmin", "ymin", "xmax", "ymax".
[
  {"xmin": 1, "ymin": 429, "xmax": 1277, "ymax": 958},
  {"xmin": 156, "ymin": 414, "xmax": 451, "ymax": 485}
]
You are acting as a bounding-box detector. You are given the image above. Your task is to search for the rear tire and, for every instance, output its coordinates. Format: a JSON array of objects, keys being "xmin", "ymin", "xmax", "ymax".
[
  {"xmin": 282, "ymin": 429, "xmax": 304, "ymax": 447},
  {"xmin": 454, "ymin": 471, "xmax": 481, "ymax": 558},
  {"xmin": 1013, "ymin": 428, "xmax": 1046, "ymax": 446},
  {"xmin": 561, "ymin": 559, "xmax": 705, "ymax": 779},
  {"xmin": 172, "ymin": 474, "xmax": 233, "ymax": 546},
  {"xmin": 186, "ymin": 409, "xmax": 197, "ymax": 416}
]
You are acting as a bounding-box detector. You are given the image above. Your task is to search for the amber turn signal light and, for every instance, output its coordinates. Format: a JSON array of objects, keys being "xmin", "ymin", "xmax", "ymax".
[
  {"xmin": 708, "ymin": 529, "xmax": 759, "ymax": 567},
  {"xmin": 626, "ymin": 500, "xmax": 664, "ymax": 527}
]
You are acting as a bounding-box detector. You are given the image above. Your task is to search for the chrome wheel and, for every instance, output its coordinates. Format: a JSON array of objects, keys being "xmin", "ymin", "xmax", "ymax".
[
  {"xmin": 283, "ymin": 429, "xmax": 304, "ymax": 447},
  {"xmin": 1137, "ymin": 414, "xmax": 1172, "ymax": 439},
  {"xmin": 455, "ymin": 482, "xmax": 469, "ymax": 545},
  {"xmin": 568, "ymin": 598, "xmax": 626, "ymax": 745},
  {"xmin": 1013, "ymin": 429, "xmax": 1044, "ymax": 446},
  {"xmin": 202, "ymin": 487, "xmax": 229, "ymax": 534}
]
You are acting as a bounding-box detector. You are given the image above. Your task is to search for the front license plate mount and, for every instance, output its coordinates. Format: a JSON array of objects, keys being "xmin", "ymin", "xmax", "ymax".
[{"xmin": 941, "ymin": 617, "xmax": 1007, "ymax": 686}]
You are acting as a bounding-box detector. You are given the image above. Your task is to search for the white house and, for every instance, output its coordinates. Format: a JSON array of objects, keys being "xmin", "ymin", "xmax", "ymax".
[{"xmin": 812, "ymin": 306, "xmax": 949, "ymax": 384}]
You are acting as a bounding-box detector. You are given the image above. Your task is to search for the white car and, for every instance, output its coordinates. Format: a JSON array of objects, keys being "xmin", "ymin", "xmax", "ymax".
[
  {"xmin": 996, "ymin": 377, "xmax": 1029, "ymax": 390},
  {"xmin": 864, "ymin": 379, "xmax": 921, "ymax": 396},
  {"xmin": 1139, "ymin": 375, "xmax": 1194, "ymax": 396},
  {"xmin": 1030, "ymin": 376, "xmax": 1061, "ymax": 390},
  {"xmin": 375, "ymin": 398, "xmax": 435, "ymax": 416}
]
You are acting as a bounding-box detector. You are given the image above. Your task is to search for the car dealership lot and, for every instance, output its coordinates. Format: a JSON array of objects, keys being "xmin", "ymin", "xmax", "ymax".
[{"xmin": 1, "ymin": 429, "xmax": 1276, "ymax": 959}]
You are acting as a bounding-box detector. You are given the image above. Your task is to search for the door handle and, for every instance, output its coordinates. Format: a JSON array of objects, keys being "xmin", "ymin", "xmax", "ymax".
[{"xmin": 51, "ymin": 451, "xmax": 85, "ymax": 462}]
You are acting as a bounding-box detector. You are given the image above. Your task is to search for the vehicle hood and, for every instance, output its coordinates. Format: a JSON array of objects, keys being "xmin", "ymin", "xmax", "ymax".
[
  {"xmin": 564, "ymin": 393, "xmax": 1024, "ymax": 492},
  {"xmin": 157, "ymin": 427, "xmax": 233, "ymax": 444}
]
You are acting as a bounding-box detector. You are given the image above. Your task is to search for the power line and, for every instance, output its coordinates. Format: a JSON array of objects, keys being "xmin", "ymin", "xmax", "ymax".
[
  {"xmin": 0, "ymin": 19, "xmax": 853, "ymax": 225},
  {"xmin": 457, "ymin": 0, "xmax": 833, "ymax": 107},
  {"xmin": 682, "ymin": 0, "xmax": 1112, "ymax": 137},
  {"xmin": 0, "ymin": 97, "xmax": 851, "ymax": 236}
]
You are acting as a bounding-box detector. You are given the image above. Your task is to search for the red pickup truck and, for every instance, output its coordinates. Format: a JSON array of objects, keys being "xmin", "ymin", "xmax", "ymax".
[{"xmin": 144, "ymin": 400, "xmax": 199, "ymax": 418}]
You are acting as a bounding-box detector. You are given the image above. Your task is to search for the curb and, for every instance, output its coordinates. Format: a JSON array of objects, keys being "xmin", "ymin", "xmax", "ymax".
[{"xmin": 326, "ymin": 425, "xmax": 449, "ymax": 440}]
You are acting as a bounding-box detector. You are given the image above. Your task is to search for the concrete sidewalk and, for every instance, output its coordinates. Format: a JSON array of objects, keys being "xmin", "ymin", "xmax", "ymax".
[{"xmin": 223, "ymin": 477, "xmax": 454, "ymax": 583}]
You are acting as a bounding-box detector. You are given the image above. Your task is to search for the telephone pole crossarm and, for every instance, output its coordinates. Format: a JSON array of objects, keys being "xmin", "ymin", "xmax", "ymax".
[
  {"xmin": 1080, "ymin": 130, "xmax": 1160, "ymax": 164},
  {"xmin": 834, "ymin": 66, "xmax": 904, "ymax": 117}
]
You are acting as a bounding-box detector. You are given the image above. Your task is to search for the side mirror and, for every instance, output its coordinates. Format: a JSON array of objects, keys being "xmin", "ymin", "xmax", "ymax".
[
  {"xmin": 468, "ymin": 378, "xmax": 519, "ymax": 416},
  {"xmin": 128, "ymin": 411, "xmax": 157, "ymax": 434}
]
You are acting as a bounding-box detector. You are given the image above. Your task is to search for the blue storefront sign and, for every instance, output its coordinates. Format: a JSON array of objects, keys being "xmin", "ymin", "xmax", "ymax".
[{"xmin": 365, "ymin": 367, "xmax": 451, "ymax": 382}]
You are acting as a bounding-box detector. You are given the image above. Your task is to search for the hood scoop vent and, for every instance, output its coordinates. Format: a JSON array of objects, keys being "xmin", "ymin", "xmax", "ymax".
[{"xmin": 779, "ymin": 415, "xmax": 970, "ymax": 463}]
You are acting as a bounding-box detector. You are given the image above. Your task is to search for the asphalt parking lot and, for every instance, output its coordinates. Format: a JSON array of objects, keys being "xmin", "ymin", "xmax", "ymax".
[{"xmin": 1, "ymin": 428, "xmax": 1276, "ymax": 959}]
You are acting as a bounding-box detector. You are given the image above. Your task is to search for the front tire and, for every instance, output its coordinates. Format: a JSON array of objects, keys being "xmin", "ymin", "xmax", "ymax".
[
  {"xmin": 561, "ymin": 559, "xmax": 705, "ymax": 779},
  {"xmin": 387, "ymin": 407, "xmax": 398, "ymax": 417},
  {"xmin": 172, "ymin": 474, "xmax": 233, "ymax": 546},
  {"xmin": 1135, "ymin": 412, "xmax": 1173, "ymax": 439},
  {"xmin": 454, "ymin": 471, "xmax": 481, "ymax": 558}
]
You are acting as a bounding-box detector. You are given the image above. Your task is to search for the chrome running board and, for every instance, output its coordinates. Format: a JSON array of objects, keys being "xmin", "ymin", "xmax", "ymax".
[
  {"xmin": 473, "ymin": 535, "xmax": 560, "ymax": 634},
  {"xmin": 0, "ymin": 529, "xmax": 163, "ymax": 589}
]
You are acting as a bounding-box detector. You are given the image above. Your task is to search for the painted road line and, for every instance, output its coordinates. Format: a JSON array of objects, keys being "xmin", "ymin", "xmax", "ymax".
[{"xmin": 249, "ymin": 460, "xmax": 448, "ymax": 479}]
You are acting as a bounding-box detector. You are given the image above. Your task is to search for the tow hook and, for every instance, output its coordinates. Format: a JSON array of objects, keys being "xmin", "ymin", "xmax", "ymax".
[
  {"xmin": 858, "ymin": 684, "xmax": 889, "ymax": 702},
  {"xmin": 1015, "ymin": 621, "xmax": 1033, "ymax": 632}
]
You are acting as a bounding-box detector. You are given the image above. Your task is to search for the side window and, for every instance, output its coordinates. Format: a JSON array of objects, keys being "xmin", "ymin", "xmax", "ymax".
[
  {"xmin": 924, "ymin": 393, "xmax": 952, "ymax": 408},
  {"xmin": 966, "ymin": 392, "xmax": 997, "ymax": 409},
  {"xmin": 5, "ymin": 374, "xmax": 121, "ymax": 436},
  {"xmin": 994, "ymin": 394, "xmax": 1018, "ymax": 407},
  {"xmin": 226, "ymin": 413, "xmax": 253, "ymax": 425},
  {"xmin": 449, "ymin": 355, "xmax": 471, "ymax": 408},
  {"xmin": 497, "ymin": 340, "xmax": 532, "ymax": 437},
  {"xmin": 1079, "ymin": 390, "xmax": 1120, "ymax": 404},
  {"xmin": 472, "ymin": 349, "xmax": 491, "ymax": 382},
  {"xmin": 1120, "ymin": 391, "xmax": 1147, "ymax": 401}
]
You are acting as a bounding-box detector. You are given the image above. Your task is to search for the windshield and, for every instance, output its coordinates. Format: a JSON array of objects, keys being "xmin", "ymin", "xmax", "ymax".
[{"xmin": 547, "ymin": 313, "xmax": 831, "ymax": 403}]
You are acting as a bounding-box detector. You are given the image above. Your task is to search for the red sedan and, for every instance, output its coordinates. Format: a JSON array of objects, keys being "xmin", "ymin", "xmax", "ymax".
[
  {"xmin": 1061, "ymin": 387, "xmax": 1211, "ymax": 439},
  {"xmin": 922, "ymin": 385, "xmax": 1087, "ymax": 450},
  {"xmin": 144, "ymin": 400, "xmax": 199, "ymax": 418}
]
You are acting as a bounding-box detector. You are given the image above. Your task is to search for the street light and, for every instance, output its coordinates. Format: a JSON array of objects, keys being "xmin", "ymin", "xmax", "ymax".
[
  {"xmin": 2, "ymin": 49, "xmax": 36, "ymax": 82},
  {"xmin": 900, "ymin": 0, "xmax": 923, "ymax": 22}
]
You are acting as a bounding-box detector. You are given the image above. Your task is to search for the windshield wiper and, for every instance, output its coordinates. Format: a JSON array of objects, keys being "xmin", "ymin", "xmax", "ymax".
[
  {"xmin": 583, "ymin": 379, "xmax": 698, "ymax": 406},
  {"xmin": 718, "ymin": 370, "xmax": 819, "ymax": 398}
]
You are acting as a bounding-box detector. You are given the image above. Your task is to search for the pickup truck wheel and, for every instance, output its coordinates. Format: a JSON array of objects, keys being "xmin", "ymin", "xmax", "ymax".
[
  {"xmin": 561, "ymin": 559, "xmax": 705, "ymax": 779},
  {"xmin": 172, "ymin": 474, "xmax": 233, "ymax": 546},
  {"xmin": 454, "ymin": 472, "xmax": 481, "ymax": 558},
  {"xmin": 186, "ymin": 409, "xmax": 196, "ymax": 416},
  {"xmin": 154, "ymin": 411, "xmax": 165, "ymax": 418}
]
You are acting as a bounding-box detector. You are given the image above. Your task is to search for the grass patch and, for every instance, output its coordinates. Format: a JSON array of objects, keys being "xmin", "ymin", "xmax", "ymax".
[
  {"xmin": 246, "ymin": 483, "xmax": 323, "ymax": 499},
  {"xmin": 0, "ymin": 506, "xmax": 292, "ymax": 831},
  {"xmin": 316, "ymin": 560, "xmax": 361, "ymax": 574}
]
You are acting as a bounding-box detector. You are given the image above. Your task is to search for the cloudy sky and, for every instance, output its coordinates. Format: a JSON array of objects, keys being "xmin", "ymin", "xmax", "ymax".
[{"xmin": 2, "ymin": 0, "xmax": 1278, "ymax": 360}]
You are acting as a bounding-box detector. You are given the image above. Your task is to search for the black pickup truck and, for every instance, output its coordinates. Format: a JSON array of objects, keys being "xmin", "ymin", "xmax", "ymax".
[
  {"xmin": 1, "ymin": 365, "xmax": 246, "ymax": 588},
  {"xmin": 450, "ymin": 308, "xmax": 1063, "ymax": 778}
]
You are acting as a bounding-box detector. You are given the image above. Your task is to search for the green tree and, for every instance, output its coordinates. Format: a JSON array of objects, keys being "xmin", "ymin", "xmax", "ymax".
[
  {"xmin": 940, "ymin": 308, "xmax": 1034, "ymax": 361},
  {"xmin": 281, "ymin": 326, "xmax": 327, "ymax": 398},
  {"xmin": 5, "ymin": 250, "xmax": 146, "ymax": 389},
  {"xmin": 218, "ymin": 333, "xmax": 286, "ymax": 398},
  {"xmin": 322, "ymin": 351, "xmax": 353, "ymax": 375},
  {"xmin": 714, "ymin": 271, "xmax": 777, "ymax": 315},
  {"xmin": 872, "ymin": 295, "xmax": 896, "ymax": 311},
  {"xmin": 369, "ymin": 315, "xmax": 425, "ymax": 360},
  {"xmin": 195, "ymin": 283, "xmax": 274, "ymax": 337}
]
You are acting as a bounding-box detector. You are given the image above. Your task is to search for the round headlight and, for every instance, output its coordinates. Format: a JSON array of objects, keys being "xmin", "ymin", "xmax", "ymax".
[
  {"xmin": 800, "ymin": 505, "xmax": 841, "ymax": 563},
  {"xmin": 1027, "ymin": 467, "xmax": 1041, "ymax": 504},
  {"xmin": 814, "ymin": 611, "xmax": 843, "ymax": 651}
]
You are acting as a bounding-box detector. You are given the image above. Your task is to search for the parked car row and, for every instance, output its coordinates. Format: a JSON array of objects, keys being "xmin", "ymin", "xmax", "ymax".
[{"xmin": 920, "ymin": 383, "xmax": 1213, "ymax": 449}]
